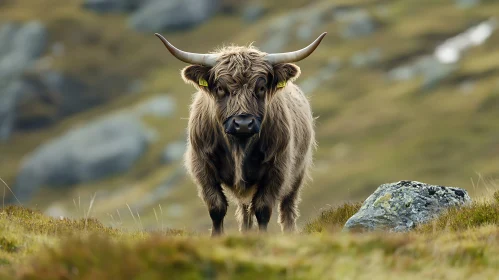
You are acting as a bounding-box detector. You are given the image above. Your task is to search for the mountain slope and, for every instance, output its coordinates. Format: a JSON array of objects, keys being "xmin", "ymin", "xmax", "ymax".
[{"xmin": 0, "ymin": 0, "xmax": 498, "ymax": 232}]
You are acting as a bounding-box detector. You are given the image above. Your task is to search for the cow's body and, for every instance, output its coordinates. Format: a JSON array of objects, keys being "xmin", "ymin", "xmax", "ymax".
[
  {"xmin": 185, "ymin": 81, "xmax": 315, "ymax": 232},
  {"xmin": 155, "ymin": 32, "xmax": 326, "ymax": 235}
]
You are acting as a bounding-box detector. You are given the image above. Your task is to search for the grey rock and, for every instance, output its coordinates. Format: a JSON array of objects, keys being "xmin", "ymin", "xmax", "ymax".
[
  {"xmin": 0, "ymin": 83, "xmax": 20, "ymax": 140},
  {"xmin": 0, "ymin": 21, "xmax": 48, "ymax": 139},
  {"xmin": 129, "ymin": 0, "xmax": 219, "ymax": 33},
  {"xmin": 418, "ymin": 56, "xmax": 456, "ymax": 91},
  {"xmin": 337, "ymin": 9, "xmax": 377, "ymax": 39},
  {"xmin": 387, "ymin": 55, "xmax": 456, "ymax": 90},
  {"xmin": 299, "ymin": 57, "xmax": 341, "ymax": 94},
  {"xmin": 82, "ymin": 0, "xmax": 143, "ymax": 13},
  {"xmin": 296, "ymin": 3, "xmax": 334, "ymax": 42},
  {"xmin": 161, "ymin": 141, "xmax": 186, "ymax": 164},
  {"xmin": 344, "ymin": 180, "xmax": 471, "ymax": 232},
  {"xmin": 14, "ymin": 113, "xmax": 153, "ymax": 202},
  {"xmin": 134, "ymin": 95, "xmax": 175, "ymax": 118},
  {"xmin": 455, "ymin": 0, "xmax": 480, "ymax": 9},
  {"xmin": 297, "ymin": 15, "xmax": 325, "ymax": 42},
  {"xmin": 39, "ymin": 71, "xmax": 90, "ymax": 116},
  {"xmin": 350, "ymin": 48, "xmax": 382, "ymax": 68},
  {"xmin": 387, "ymin": 65, "xmax": 416, "ymax": 81},
  {"xmin": 0, "ymin": 23, "xmax": 17, "ymax": 56},
  {"xmin": 242, "ymin": 2, "xmax": 266, "ymax": 23},
  {"xmin": 5, "ymin": 71, "xmax": 89, "ymax": 132},
  {"xmin": 12, "ymin": 21, "xmax": 47, "ymax": 60},
  {"xmin": 260, "ymin": 14, "xmax": 296, "ymax": 53},
  {"xmin": 0, "ymin": 21, "xmax": 47, "ymax": 82}
]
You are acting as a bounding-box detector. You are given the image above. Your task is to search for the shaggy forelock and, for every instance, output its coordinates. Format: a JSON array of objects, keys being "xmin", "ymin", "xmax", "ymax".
[
  {"xmin": 208, "ymin": 45, "xmax": 273, "ymax": 121},
  {"xmin": 209, "ymin": 45, "xmax": 273, "ymax": 86}
]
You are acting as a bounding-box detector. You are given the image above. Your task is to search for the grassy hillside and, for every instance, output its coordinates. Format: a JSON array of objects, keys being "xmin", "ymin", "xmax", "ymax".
[
  {"xmin": 0, "ymin": 192, "xmax": 497, "ymax": 279},
  {"xmin": 1, "ymin": 0, "xmax": 499, "ymax": 233}
]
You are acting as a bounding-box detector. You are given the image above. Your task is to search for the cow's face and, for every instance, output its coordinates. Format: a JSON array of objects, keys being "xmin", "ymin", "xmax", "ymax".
[{"xmin": 181, "ymin": 49, "xmax": 300, "ymax": 140}]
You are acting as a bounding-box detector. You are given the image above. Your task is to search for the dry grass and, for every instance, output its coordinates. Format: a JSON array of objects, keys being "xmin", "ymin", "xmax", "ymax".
[
  {"xmin": 0, "ymin": 192, "xmax": 497, "ymax": 279},
  {"xmin": 303, "ymin": 202, "xmax": 362, "ymax": 233}
]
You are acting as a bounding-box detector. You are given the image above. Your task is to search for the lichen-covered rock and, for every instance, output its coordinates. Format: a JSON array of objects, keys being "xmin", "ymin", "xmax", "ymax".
[{"xmin": 344, "ymin": 180, "xmax": 471, "ymax": 232}]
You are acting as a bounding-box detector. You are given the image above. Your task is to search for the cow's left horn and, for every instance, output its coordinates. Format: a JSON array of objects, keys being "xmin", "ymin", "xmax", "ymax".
[
  {"xmin": 265, "ymin": 32, "xmax": 327, "ymax": 64},
  {"xmin": 155, "ymin": 33, "xmax": 218, "ymax": 66}
]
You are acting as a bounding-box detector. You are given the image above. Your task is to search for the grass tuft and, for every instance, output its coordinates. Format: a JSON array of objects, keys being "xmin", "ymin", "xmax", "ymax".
[
  {"xmin": 418, "ymin": 198, "xmax": 499, "ymax": 233},
  {"xmin": 303, "ymin": 202, "xmax": 362, "ymax": 233}
]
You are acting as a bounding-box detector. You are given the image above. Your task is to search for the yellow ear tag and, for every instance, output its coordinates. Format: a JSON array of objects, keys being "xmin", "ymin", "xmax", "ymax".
[
  {"xmin": 277, "ymin": 80, "xmax": 287, "ymax": 88},
  {"xmin": 199, "ymin": 78, "xmax": 208, "ymax": 87}
]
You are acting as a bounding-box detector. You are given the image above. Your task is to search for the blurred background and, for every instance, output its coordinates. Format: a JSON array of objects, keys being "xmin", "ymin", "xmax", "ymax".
[{"xmin": 1, "ymin": 0, "xmax": 498, "ymax": 233}]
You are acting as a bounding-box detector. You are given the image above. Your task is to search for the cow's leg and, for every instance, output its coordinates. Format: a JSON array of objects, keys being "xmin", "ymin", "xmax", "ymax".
[
  {"xmin": 200, "ymin": 184, "xmax": 228, "ymax": 237},
  {"xmin": 235, "ymin": 203, "xmax": 253, "ymax": 233},
  {"xmin": 278, "ymin": 171, "xmax": 305, "ymax": 233},
  {"xmin": 253, "ymin": 168, "xmax": 284, "ymax": 232}
]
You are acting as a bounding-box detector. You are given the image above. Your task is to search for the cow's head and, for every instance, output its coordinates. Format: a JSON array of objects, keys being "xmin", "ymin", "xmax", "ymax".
[{"xmin": 155, "ymin": 32, "xmax": 326, "ymax": 141}]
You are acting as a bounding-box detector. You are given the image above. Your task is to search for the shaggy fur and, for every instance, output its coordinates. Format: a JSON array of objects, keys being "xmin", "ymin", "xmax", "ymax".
[{"xmin": 181, "ymin": 45, "xmax": 316, "ymax": 236}]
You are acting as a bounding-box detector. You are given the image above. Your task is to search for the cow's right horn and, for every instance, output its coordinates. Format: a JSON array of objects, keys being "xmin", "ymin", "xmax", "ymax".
[
  {"xmin": 155, "ymin": 33, "xmax": 218, "ymax": 66},
  {"xmin": 265, "ymin": 32, "xmax": 327, "ymax": 64}
]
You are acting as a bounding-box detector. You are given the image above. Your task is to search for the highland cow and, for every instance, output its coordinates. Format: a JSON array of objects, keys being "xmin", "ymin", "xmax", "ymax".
[{"xmin": 155, "ymin": 32, "xmax": 326, "ymax": 236}]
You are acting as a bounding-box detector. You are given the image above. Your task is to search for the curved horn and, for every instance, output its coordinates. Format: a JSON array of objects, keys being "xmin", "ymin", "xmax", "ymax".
[
  {"xmin": 265, "ymin": 32, "xmax": 327, "ymax": 64},
  {"xmin": 154, "ymin": 33, "xmax": 218, "ymax": 66}
]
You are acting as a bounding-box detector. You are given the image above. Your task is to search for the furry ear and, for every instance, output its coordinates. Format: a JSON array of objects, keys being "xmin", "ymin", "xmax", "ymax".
[
  {"xmin": 181, "ymin": 65, "xmax": 211, "ymax": 88},
  {"xmin": 273, "ymin": 63, "xmax": 301, "ymax": 85}
]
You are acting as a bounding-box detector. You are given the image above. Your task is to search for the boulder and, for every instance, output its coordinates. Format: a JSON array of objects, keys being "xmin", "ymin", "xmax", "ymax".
[
  {"xmin": 129, "ymin": 0, "xmax": 219, "ymax": 33},
  {"xmin": 82, "ymin": 0, "xmax": 142, "ymax": 13},
  {"xmin": 336, "ymin": 9, "xmax": 377, "ymax": 39},
  {"xmin": 14, "ymin": 113, "xmax": 154, "ymax": 202},
  {"xmin": 344, "ymin": 180, "xmax": 471, "ymax": 232}
]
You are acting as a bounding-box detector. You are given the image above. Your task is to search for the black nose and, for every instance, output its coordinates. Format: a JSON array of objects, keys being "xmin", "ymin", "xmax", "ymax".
[
  {"xmin": 225, "ymin": 114, "xmax": 260, "ymax": 137},
  {"xmin": 234, "ymin": 115, "xmax": 255, "ymax": 133}
]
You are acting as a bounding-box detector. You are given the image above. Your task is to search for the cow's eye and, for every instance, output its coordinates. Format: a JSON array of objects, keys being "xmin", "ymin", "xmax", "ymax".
[
  {"xmin": 257, "ymin": 86, "xmax": 266, "ymax": 98},
  {"xmin": 215, "ymin": 85, "xmax": 226, "ymax": 98},
  {"xmin": 255, "ymin": 78, "xmax": 267, "ymax": 98}
]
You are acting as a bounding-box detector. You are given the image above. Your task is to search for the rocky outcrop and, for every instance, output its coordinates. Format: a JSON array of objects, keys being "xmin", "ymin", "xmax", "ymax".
[
  {"xmin": 129, "ymin": 0, "xmax": 220, "ymax": 32},
  {"xmin": 84, "ymin": 0, "xmax": 221, "ymax": 32},
  {"xmin": 0, "ymin": 21, "xmax": 47, "ymax": 140},
  {"xmin": 82, "ymin": 0, "xmax": 141, "ymax": 13},
  {"xmin": 344, "ymin": 180, "xmax": 471, "ymax": 232},
  {"xmin": 0, "ymin": 22, "xmax": 92, "ymax": 139},
  {"xmin": 14, "ymin": 113, "xmax": 155, "ymax": 202}
]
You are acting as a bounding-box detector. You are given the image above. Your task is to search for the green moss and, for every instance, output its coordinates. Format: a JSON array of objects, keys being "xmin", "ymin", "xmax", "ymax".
[{"xmin": 0, "ymin": 237, "xmax": 18, "ymax": 253}]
